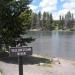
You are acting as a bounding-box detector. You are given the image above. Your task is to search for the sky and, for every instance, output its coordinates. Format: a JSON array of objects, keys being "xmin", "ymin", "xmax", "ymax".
[{"xmin": 29, "ymin": 0, "xmax": 75, "ymax": 20}]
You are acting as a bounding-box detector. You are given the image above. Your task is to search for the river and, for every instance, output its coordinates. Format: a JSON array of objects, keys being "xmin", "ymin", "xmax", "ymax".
[{"xmin": 24, "ymin": 31, "xmax": 75, "ymax": 61}]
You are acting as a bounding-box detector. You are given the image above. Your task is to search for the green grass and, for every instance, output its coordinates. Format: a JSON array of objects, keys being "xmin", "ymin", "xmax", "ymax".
[
  {"xmin": 38, "ymin": 63, "xmax": 52, "ymax": 67},
  {"xmin": 0, "ymin": 69, "xmax": 3, "ymax": 74},
  {"xmin": 37, "ymin": 58, "xmax": 53, "ymax": 67}
]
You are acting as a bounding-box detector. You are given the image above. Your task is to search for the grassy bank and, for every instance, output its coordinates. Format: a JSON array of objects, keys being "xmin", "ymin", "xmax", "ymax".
[{"xmin": 0, "ymin": 69, "xmax": 3, "ymax": 75}]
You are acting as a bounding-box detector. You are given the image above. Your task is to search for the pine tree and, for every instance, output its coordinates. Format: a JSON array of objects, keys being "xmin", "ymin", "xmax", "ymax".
[
  {"xmin": 42, "ymin": 12, "xmax": 47, "ymax": 30},
  {"xmin": 58, "ymin": 15, "xmax": 64, "ymax": 29},
  {"xmin": 64, "ymin": 11, "xmax": 74, "ymax": 29},
  {"xmin": 49, "ymin": 13, "xmax": 54, "ymax": 30},
  {"xmin": 31, "ymin": 12, "xmax": 37, "ymax": 29},
  {"xmin": 0, "ymin": 0, "xmax": 33, "ymax": 51},
  {"xmin": 42, "ymin": 12, "xmax": 54, "ymax": 30},
  {"xmin": 37, "ymin": 11, "xmax": 41, "ymax": 29}
]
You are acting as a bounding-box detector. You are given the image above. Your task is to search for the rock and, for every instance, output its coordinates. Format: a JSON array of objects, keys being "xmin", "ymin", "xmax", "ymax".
[
  {"xmin": 39, "ymin": 63, "xmax": 45, "ymax": 66},
  {"xmin": 53, "ymin": 58, "xmax": 60, "ymax": 64},
  {"xmin": 49, "ymin": 58, "xmax": 53, "ymax": 62}
]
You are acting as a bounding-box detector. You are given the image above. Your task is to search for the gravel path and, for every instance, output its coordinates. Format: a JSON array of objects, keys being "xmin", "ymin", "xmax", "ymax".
[{"xmin": 0, "ymin": 58, "xmax": 75, "ymax": 75}]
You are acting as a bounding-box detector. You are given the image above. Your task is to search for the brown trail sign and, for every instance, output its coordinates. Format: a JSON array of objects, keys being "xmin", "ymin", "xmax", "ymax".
[
  {"xmin": 9, "ymin": 47, "xmax": 32, "ymax": 57},
  {"xmin": 9, "ymin": 46, "xmax": 33, "ymax": 75}
]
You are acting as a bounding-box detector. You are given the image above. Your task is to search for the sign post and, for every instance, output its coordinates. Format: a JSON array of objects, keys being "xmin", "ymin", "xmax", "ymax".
[
  {"xmin": 18, "ymin": 56, "xmax": 23, "ymax": 75},
  {"xmin": 9, "ymin": 47, "xmax": 32, "ymax": 75}
]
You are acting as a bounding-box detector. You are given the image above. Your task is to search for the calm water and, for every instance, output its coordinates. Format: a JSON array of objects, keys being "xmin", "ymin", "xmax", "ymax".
[{"xmin": 24, "ymin": 31, "xmax": 75, "ymax": 60}]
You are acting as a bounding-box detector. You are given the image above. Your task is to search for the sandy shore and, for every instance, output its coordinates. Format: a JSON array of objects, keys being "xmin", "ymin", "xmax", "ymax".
[{"xmin": 0, "ymin": 56, "xmax": 75, "ymax": 75}]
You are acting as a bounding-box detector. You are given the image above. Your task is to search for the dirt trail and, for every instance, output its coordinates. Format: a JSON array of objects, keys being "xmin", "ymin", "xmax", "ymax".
[{"xmin": 0, "ymin": 58, "xmax": 75, "ymax": 75}]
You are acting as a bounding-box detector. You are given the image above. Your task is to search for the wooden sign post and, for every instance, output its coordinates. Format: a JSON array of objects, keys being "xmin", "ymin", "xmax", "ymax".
[
  {"xmin": 18, "ymin": 56, "xmax": 23, "ymax": 75},
  {"xmin": 9, "ymin": 47, "xmax": 32, "ymax": 75}
]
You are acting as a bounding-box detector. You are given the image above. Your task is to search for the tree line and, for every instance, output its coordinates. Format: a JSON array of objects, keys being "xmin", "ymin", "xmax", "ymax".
[{"xmin": 31, "ymin": 11, "xmax": 75, "ymax": 31}]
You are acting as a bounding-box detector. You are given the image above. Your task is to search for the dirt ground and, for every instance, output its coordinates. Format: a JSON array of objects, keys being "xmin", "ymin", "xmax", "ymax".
[{"xmin": 0, "ymin": 56, "xmax": 75, "ymax": 75}]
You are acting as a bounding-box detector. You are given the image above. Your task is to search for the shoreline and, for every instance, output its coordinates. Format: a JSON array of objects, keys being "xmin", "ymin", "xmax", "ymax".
[
  {"xmin": 29, "ymin": 29, "xmax": 75, "ymax": 32},
  {"xmin": 32, "ymin": 54, "xmax": 75, "ymax": 64},
  {"xmin": 1, "ymin": 54, "xmax": 75, "ymax": 75}
]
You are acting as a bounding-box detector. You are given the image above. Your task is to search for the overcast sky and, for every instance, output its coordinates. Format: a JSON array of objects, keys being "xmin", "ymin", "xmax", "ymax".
[{"xmin": 29, "ymin": 0, "xmax": 75, "ymax": 20}]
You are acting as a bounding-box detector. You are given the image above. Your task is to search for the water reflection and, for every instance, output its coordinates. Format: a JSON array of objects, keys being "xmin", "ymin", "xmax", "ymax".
[{"xmin": 26, "ymin": 31, "xmax": 75, "ymax": 61}]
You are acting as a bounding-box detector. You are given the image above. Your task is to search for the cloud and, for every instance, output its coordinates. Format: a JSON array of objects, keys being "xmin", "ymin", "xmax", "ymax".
[
  {"xmin": 60, "ymin": 0, "xmax": 75, "ymax": 2},
  {"xmin": 40, "ymin": 0, "xmax": 57, "ymax": 7},
  {"xmin": 53, "ymin": 9, "xmax": 75, "ymax": 20},
  {"xmin": 54, "ymin": 0, "xmax": 75, "ymax": 20},
  {"xmin": 52, "ymin": 9, "xmax": 75, "ymax": 20},
  {"xmin": 39, "ymin": 0, "xmax": 57, "ymax": 13},
  {"xmin": 29, "ymin": 5, "xmax": 38, "ymax": 12},
  {"xmin": 63, "ymin": 2, "xmax": 75, "ymax": 9},
  {"xmin": 29, "ymin": 0, "xmax": 75, "ymax": 20},
  {"xmin": 69, "ymin": 0, "xmax": 75, "ymax": 2},
  {"xmin": 60, "ymin": 0, "xmax": 65, "ymax": 2},
  {"xmin": 52, "ymin": 10, "xmax": 66, "ymax": 20},
  {"xmin": 60, "ymin": 1, "xmax": 75, "ymax": 16},
  {"xmin": 40, "ymin": 6, "xmax": 57, "ymax": 14},
  {"xmin": 52, "ymin": 12, "xmax": 59, "ymax": 20}
]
